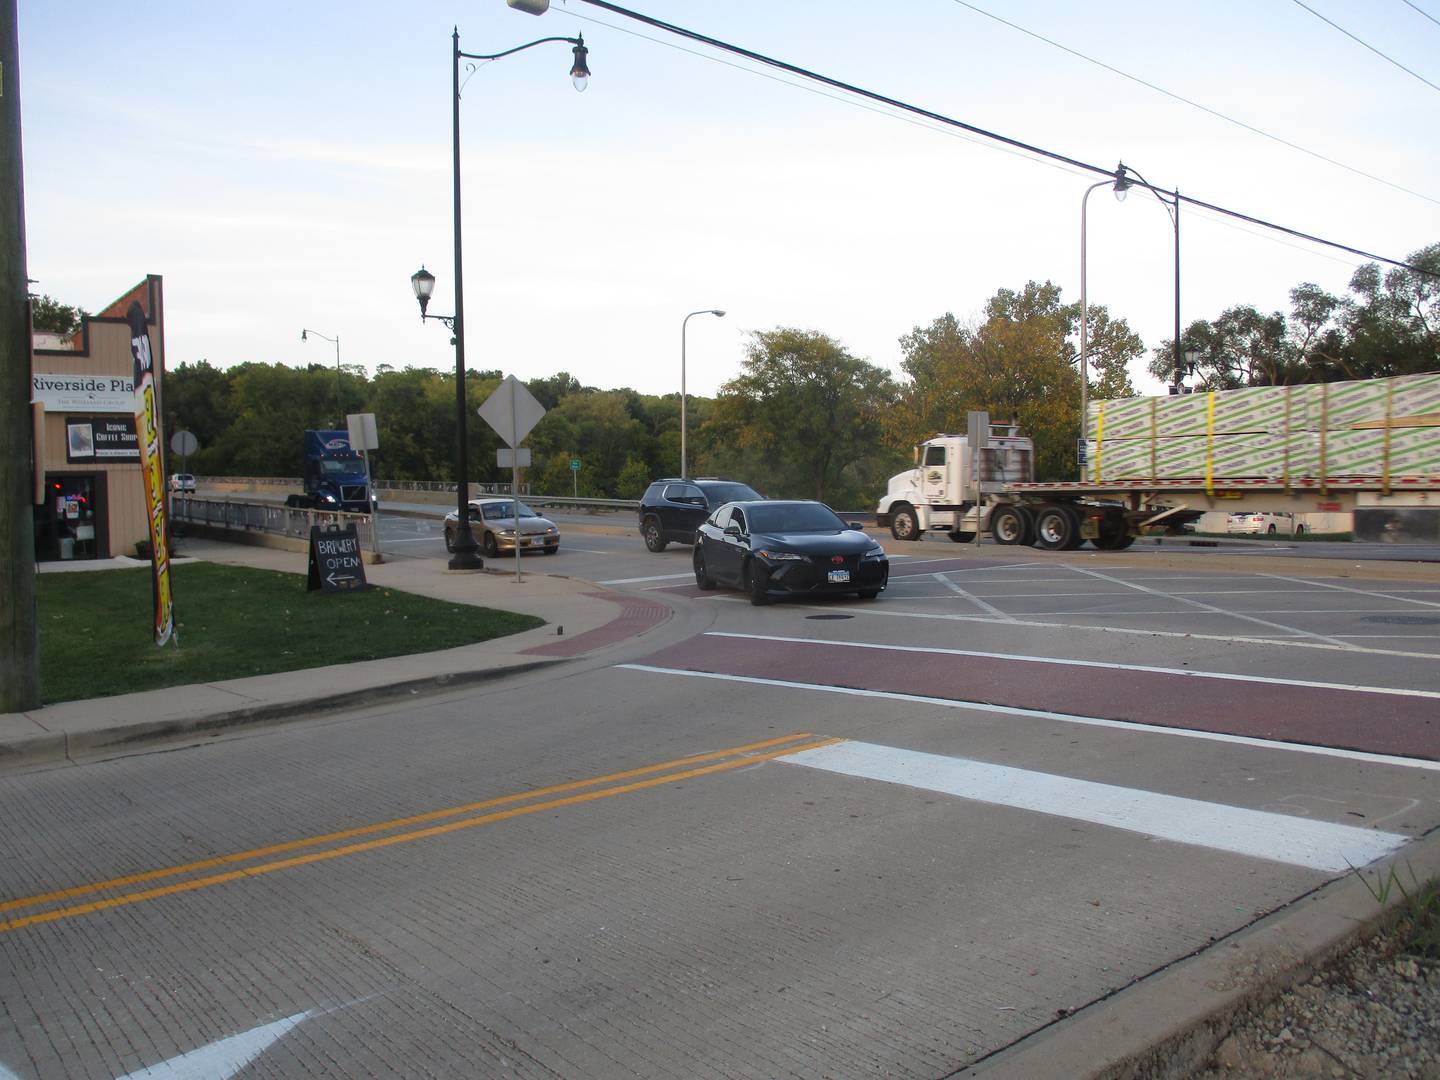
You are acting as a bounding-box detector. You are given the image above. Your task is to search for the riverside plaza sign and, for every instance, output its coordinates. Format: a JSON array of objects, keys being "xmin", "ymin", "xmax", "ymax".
[{"xmin": 33, "ymin": 373, "xmax": 136, "ymax": 413}]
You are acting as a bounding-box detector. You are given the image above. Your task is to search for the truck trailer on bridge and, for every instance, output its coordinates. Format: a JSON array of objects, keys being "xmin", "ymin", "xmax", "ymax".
[{"xmin": 876, "ymin": 372, "xmax": 1440, "ymax": 550}]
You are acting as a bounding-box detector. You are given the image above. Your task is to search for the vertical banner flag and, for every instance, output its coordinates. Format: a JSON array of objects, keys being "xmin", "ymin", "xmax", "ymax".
[{"xmin": 128, "ymin": 301, "xmax": 175, "ymax": 647}]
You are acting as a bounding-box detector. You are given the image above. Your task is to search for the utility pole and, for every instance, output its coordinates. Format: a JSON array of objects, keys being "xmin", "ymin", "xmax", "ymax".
[{"xmin": 0, "ymin": 0, "xmax": 40, "ymax": 711}]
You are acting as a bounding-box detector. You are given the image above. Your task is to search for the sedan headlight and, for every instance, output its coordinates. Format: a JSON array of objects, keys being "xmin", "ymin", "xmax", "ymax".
[
  {"xmin": 499, "ymin": 529, "xmax": 516, "ymax": 538},
  {"xmin": 756, "ymin": 549, "xmax": 805, "ymax": 561},
  {"xmin": 863, "ymin": 544, "xmax": 886, "ymax": 558},
  {"xmin": 544, "ymin": 526, "xmax": 558, "ymax": 534}
]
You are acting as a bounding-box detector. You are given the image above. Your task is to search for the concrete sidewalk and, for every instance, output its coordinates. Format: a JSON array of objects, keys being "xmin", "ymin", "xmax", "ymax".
[{"xmin": 1, "ymin": 538, "xmax": 675, "ymax": 773}]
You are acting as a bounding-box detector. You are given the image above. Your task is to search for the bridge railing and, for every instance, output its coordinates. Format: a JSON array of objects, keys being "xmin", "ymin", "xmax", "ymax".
[{"xmin": 171, "ymin": 495, "xmax": 374, "ymax": 543}]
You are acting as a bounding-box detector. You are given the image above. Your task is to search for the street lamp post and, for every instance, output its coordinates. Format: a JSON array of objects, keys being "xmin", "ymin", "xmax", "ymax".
[
  {"xmin": 1079, "ymin": 162, "xmax": 1182, "ymax": 481},
  {"xmin": 1078, "ymin": 165, "xmax": 1129, "ymax": 481},
  {"xmin": 409, "ymin": 27, "xmax": 590, "ymax": 571},
  {"xmin": 680, "ymin": 308, "xmax": 725, "ymax": 480},
  {"xmin": 300, "ymin": 328, "xmax": 342, "ymax": 427},
  {"xmin": 1114, "ymin": 163, "xmax": 1183, "ymax": 388}
]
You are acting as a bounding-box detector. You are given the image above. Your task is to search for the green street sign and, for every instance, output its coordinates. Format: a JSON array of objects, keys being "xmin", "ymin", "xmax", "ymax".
[{"xmin": 570, "ymin": 459, "xmax": 581, "ymax": 471}]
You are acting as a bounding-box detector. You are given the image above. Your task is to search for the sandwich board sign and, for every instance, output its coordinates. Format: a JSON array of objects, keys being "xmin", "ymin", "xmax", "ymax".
[{"xmin": 307, "ymin": 524, "xmax": 368, "ymax": 592}]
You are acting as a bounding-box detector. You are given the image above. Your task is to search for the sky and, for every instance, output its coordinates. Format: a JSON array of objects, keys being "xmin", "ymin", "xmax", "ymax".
[{"xmin": 18, "ymin": 0, "xmax": 1440, "ymax": 405}]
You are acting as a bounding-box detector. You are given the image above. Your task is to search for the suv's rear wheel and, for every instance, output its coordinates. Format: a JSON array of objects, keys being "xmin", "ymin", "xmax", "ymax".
[{"xmin": 642, "ymin": 516, "xmax": 668, "ymax": 552}]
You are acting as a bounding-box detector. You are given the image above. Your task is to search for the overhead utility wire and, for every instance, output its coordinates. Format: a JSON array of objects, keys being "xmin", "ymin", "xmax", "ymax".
[
  {"xmin": 949, "ymin": 0, "xmax": 1440, "ymax": 209},
  {"xmin": 570, "ymin": 0, "xmax": 1431, "ymax": 276},
  {"xmin": 1291, "ymin": 0, "xmax": 1440, "ymax": 93},
  {"xmin": 1401, "ymin": 0, "xmax": 1440, "ymax": 31},
  {"xmin": 558, "ymin": 6, "xmax": 1091, "ymax": 181}
]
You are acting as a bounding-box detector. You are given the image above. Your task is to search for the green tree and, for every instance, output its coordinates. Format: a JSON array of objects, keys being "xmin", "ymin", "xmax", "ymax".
[
  {"xmin": 30, "ymin": 294, "xmax": 87, "ymax": 335},
  {"xmin": 706, "ymin": 328, "xmax": 897, "ymax": 504},
  {"xmin": 615, "ymin": 456, "xmax": 650, "ymax": 499},
  {"xmin": 891, "ymin": 281, "xmax": 1137, "ymax": 480},
  {"xmin": 162, "ymin": 360, "xmax": 233, "ymax": 473}
]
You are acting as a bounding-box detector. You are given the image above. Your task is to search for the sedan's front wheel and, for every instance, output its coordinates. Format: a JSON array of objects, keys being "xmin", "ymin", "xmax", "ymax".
[
  {"xmin": 693, "ymin": 546, "xmax": 717, "ymax": 590},
  {"xmin": 746, "ymin": 562, "xmax": 771, "ymax": 606}
]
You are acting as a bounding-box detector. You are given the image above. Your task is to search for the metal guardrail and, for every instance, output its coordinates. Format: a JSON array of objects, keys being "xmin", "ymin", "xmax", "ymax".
[
  {"xmin": 198, "ymin": 476, "xmax": 531, "ymax": 497},
  {"xmin": 195, "ymin": 477, "xmax": 639, "ymax": 514},
  {"xmin": 172, "ymin": 495, "xmax": 378, "ymax": 545},
  {"xmin": 188, "ymin": 479, "xmax": 863, "ymax": 519}
]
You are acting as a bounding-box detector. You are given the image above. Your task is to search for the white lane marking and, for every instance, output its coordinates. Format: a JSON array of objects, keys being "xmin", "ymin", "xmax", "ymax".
[
  {"xmin": 891, "ymin": 561, "xmax": 1032, "ymax": 576},
  {"xmin": 800, "ymin": 604, "xmax": 1440, "ymax": 660},
  {"xmin": 905, "ymin": 588, "xmax": 1440, "ymax": 599},
  {"xmin": 1259, "ymin": 573, "xmax": 1440, "ymax": 610},
  {"xmin": 932, "ymin": 572, "xmax": 1013, "ymax": 620},
  {"xmin": 617, "ymin": 665, "xmax": 1440, "ymax": 773},
  {"xmin": 1064, "ymin": 565, "xmax": 1355, "ymax": 648},
  {"xmin": 598, "ymin": 572, "xmax": 696, "ymax": 585},
  {"xmin": 119, "ymin": 1011, "xmax": 311, "ymax": 1079},
  {"xmin": 777, "ymin": 741, "xmax": 1407, "ymax": 872},
  {"xmin": 701, "ymin": 632, "xmax": 1440, "ymax": 700}
]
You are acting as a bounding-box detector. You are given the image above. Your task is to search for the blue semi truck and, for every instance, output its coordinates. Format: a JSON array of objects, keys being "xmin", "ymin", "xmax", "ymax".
[{"xmin": 284, "ymin": 429, "xmax": 373, "ymax": 513}]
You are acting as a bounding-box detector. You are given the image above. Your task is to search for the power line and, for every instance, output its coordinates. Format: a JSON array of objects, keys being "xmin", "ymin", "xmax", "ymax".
[
  {"xmin": 562, "ymin": 4, "xmax": 1379, "ymax": 279},
  {"xmin": 1291, "ymin": 0, "xmax": 1440, "ymax": 93},
  {"xmin": 948, "ymin": 0, "xmax": 1440, "ymax": 209},
  {"xmin": 1401, "ymin": 0, "xmax": 1440, "ymax": 31},
  {"xmin": 558, "ymin": 6, "xmax": 1090, "ymax": 181},
  {"xmin": 569, "ymin": 0, "xmax": 1433, "ymax": 277}
]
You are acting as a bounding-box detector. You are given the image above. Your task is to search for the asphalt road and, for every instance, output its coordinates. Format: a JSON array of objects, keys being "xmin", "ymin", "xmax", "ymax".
[{"xmin": 4, "ymin": 513, "xmax": 1440, "ymax": 1077}]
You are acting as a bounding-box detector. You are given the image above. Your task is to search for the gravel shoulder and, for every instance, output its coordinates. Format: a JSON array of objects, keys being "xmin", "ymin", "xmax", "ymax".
[{"xmin": 1190, "ymin": 910, "xmax": 1439, "ymax": 1079}]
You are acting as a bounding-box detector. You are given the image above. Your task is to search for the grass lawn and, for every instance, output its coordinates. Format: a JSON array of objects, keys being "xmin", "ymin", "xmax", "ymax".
[{"xmin": 37, "ymin": 563, "xmax": 544, "ymax": 704}]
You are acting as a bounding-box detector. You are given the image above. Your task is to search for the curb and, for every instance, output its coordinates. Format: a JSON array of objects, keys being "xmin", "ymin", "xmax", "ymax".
[
  {"xmin": 3, "ymin": 657, "xmax": 567, "ymax": 774},
  {"xmin": 956, "ymin": 825, "xmax": 1440, "ymax": 1079}
]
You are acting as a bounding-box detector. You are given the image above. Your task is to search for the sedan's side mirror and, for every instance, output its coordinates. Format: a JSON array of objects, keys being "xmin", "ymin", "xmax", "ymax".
[
  {"xmin": 724, "ymin": 524, "xmax": 743, "ymax": 538},
  {"xmin": 848, "ymin": 522, "xmax": 864, "ymax": 531}
]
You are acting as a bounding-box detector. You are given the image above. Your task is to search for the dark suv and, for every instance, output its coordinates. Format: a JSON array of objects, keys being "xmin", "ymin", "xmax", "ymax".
[{"xmin": 639, "ymin": 478, "xmax": 761, "ymax": 551}]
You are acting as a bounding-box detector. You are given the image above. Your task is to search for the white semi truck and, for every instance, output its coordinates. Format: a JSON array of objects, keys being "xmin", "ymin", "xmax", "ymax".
[{"xmin": 876, "ymin": 374, "xmax": 1440, "ymax": 550}]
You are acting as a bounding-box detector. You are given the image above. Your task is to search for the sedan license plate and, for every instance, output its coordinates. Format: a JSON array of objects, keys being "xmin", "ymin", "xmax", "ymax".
[{"xmin": 827, "ymin": 568, "xmax": 851, "ymax": 584}]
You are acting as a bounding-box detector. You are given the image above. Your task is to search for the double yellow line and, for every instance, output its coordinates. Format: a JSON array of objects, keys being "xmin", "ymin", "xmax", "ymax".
[{"xmin": 0, "ymin": 732, "xmax": 839, "ymax": 934}]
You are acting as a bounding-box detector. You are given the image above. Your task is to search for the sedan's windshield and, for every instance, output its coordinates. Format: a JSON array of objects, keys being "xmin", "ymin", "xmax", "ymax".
[
  {"xmin": 748, "ymin": 503, "xmax": 847, "ymax": 533},
  {"xmin": 481, "ymin": 501, "xmax": 537, "ymax": 520}
]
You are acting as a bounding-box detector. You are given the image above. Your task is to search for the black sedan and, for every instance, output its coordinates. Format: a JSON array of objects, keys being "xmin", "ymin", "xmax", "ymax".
[{"xmin": 692, "ymin": 500, "xmax": 888, "ymax": 605}]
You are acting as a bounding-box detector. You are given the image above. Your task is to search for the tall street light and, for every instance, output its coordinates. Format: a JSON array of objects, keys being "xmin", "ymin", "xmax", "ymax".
[
  {"xmin": 409, "ymin": 26, "xmax": 590, "ymax": 572},
  {"xmin": 1114, "ymin": 162, "xmax": 1183, "ymax": 389},
  {"xmin": 1079, "ymin": 162, "xmax": 1181, "ymax": 481},
  {"xmin": 1078, "ymin": 165, "xmax": 1130, "ymax": 481},
  {"xmin": 681, "ymin": 308, "xmax": 725, "ymax": 480},
  {"xmin": 300, "ymin": 328, "xmax": 342, "ymax": 427}
]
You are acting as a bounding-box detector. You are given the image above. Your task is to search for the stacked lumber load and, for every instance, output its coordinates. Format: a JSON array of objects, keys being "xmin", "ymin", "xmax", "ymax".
[{"xmin": 1084, "ymin": 372, "xmax": 1440, "ymax": 487}]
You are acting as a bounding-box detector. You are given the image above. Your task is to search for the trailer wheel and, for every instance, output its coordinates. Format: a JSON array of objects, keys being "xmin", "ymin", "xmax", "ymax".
[
  {"xmin": 989, "ymin": 505, "xmax": 1032, "ymax": 546},
  {"xmin": 1034, "ymin": 505, "xmax": 1079, "ymax": 551},
  {"xmin": 1092, "ymin": 508, "xmax": 1134, "ymax": 551},
  {"xmin": 890, "ymin": 504, "xmax": 923, "ymax": 542},
  {"xmin": 947, "ymin": 531, "xmax": 975, "ymax": 543}
]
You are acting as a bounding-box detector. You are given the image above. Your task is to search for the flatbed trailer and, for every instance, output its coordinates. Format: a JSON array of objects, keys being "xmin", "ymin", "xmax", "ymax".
[{"xmin": 877, "ymin": 413, "xmax": 1439, "ymax": 551}]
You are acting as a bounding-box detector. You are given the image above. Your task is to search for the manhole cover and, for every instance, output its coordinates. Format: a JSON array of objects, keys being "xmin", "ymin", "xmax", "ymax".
[
  {"xmin": 805, "ymin": 614, "xmax": 855, "ymax": 621},
  {"xmin": 1361, "ymin": 615, "xmax": 1440, "ymax": 626}
]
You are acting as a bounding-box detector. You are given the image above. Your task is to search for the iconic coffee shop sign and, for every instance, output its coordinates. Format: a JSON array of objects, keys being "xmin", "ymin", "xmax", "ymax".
[
  {"xmin": 33, "ymin": 373, "xmax": 137, "ymax": 413},
  {"xmin": 66, "ymin": 416, "xmax": 140, "ymax": 463}
]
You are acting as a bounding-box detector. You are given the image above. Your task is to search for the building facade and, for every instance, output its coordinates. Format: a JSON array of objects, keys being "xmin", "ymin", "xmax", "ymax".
[{"xmin": 31, "ymin": 276, "xmax": 166, "ymax": 562}]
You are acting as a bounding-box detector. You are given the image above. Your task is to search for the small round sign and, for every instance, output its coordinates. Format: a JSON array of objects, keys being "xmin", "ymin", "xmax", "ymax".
[{"xmin": 171, "ymin": 430, "xmax": 199, "ymax": 455}]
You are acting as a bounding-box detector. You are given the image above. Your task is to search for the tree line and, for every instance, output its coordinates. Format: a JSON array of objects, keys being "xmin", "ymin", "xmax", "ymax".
[{"xmin": 111, "ymin": 241, "xmax": 1440, "ymax": 507}]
